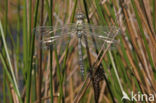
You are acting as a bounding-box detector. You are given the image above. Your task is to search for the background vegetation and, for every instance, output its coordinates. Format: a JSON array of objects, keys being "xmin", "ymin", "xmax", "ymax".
[{"xmin": 0, "ymin": 0, "xmax": 156, "ymax": 103}]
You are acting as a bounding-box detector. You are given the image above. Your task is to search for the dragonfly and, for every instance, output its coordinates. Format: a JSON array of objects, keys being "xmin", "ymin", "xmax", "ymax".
[{"xmin": 34, "ymin": 12, "xmax": 120, "ymax": 76}]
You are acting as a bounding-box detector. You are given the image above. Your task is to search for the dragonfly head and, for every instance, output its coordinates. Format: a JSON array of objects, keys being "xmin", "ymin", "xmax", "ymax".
[
  {"xmin": 76, "ymin": 11, "xmax": 85, "ymax": 25},
  {"xmin": 76, "ymin": 11, "xmax": 85, "ymax": 20}
]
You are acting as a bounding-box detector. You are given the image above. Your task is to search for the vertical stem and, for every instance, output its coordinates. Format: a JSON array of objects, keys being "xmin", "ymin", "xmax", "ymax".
[
  {"xmin": 49, "ymin": 0, "xmax": 54, "ymax": 103},
  {"xmin": 49, "ymin": 0, "xmax": 53, "ymax": 26},
  {"xmin": 16, "ymin": 0, "xmax": 20, "ymax": 74},
  {"xmin": 28, "ymin": 0, "xmax": 32, "ymax": 51},
  {"xmin": 6, "ymin": 79, "xmax": 13, "ymax": 103},
  {"xmin": 94, "ymin": 0, "xmax": 107, "ymax": 25},
  {"xmin": 26, "ymin": 0, "xmax": 40, "ymax": 102},
  {"xmin": 71, "ymin": 0, "xmax": 78, "ymax": 22},
  {"xmin": 131, "ymin": 0, "xmax": 155, "ymax": 73},
  {"xmin": 37, "ymin": 0, "xmax": 44, "ymax": 103},
  {"xmin": 55, "ymin": 49, "xmax": 62, "ymax": 103},
  {"xmin": 50, "ymin": 46, "xmax": 53, "ymax": 103},
  {"xmin": 154, "ymin": 0, "xmax": 156, "ymax": 32},
  {"xmin": 31, "ymin": 56, "xmax": 37, "ymax": 102},
  {"xmin": 25, "ymin": 0, "xmax": 33, "ymax": 102},
  {"xmin": 23, "ymin": 0, "xmax": 28, "ymax": 74},
  {"xmin": 83, "ymin": 0, "xmax": 90, "ymax": 23},
  {"xmin": 108, "ymin": 51, "xmax": 124, "ymax": 93},
  {"xmin": 3, "ymin": 0, "xmax": 8, "ymax": 102},
  {"xmin": 0, "ymin": 18, "xmax": 22, "ymax": 103}
]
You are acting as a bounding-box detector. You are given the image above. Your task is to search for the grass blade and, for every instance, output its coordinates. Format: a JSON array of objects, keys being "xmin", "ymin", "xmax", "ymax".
[{"xmin": 0, "ymin": 19, "xmax": 22, "ymax": 103}]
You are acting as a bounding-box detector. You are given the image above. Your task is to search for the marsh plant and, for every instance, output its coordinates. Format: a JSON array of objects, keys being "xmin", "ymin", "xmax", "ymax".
[{"xmin": 0, "ymin": 0, "xmax": 156, "ymax": 103}]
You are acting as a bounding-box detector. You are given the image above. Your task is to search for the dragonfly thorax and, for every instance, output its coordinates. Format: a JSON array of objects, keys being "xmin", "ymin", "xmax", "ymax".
[
  {"xmin": 76, "ymin": 20, "xmax": 83, "ymax": 25},
  {"xmin": 77, "ymin": 30, "xmax": 83, "ymax": 38},
  {"xmin": 76, "ymin": 21, "xmax": 83, "ymax": 38}
]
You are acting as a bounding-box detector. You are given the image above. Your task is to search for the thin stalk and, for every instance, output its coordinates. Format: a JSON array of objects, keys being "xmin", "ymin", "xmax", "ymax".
[
  {"xmin": 26, "ymin": 0, "xmax": 40, "ymax": 102},
  {"xmin": 119, "ymin": 28, "xmax": 144, "ymax": 94},
  {"xmin": 47, "ymin": 5, "xmax": 65, "ymax": 103},
  {"xmin": 16, "ymin": 0, "xmax": 20, "ymax": 74},
  {"xmin": 3, "ymin": 0, "xmax": 8, "ymax": 102},
  {"xmin": 31, "ymin": 56, "xmax": 37, "ymax": 102},
  {"xmin": 23, "ymin": 0, "xmax": 28, "ymax": 75},
  {"xmin": 36, "ymin": 0, "xmax": 44, "ymax": 103},
  {"xmin": 153, "ymin": 0, "xmax": 156, "ymax": 32},
  {"xmin": 0, "ymin": 54, "xmax": 16, "ymax": 102},
  {"xmin": 108, "ymin": 51, "xmax": 129, "ymax": 100},
  {"xmin": 83, "ymin": 0, "xmax": 90, "ymax": 23},
  {"xmin": 0, "ymin": 20, "xmax": 23, "ymax": 103},
  {"xmin": 131, "ymin": 0, "xmax": 156, "ymax": 73},
  {"xmin": 59, "ymin": 45, "xmax": 70, "ymax": 103},
  {"xmin": 54, "ymin": 50, "xmax": 63, "ymax": 103},
  {"xmin": 83, "ymin": 0, "xmax": 92, "ymax": 69},
  {"xmin": 50, "ymin": 47, "xmax": 54, "ymax": 103},
  {"xmin": 28, "ymin": 0, "xmax": 32, "ymax": 52},
  {"xmin": 94, "ymin": 0, "xmax": 107, "ymax": 25},
  {"xmin": 25, "ymin": 0, "xmax": 32, "ymax": 102},
  {"xmin": 62, "ymin": 46, "xmax": 69, "ymax": 80},
  {"xmin": 71, "ymin": 0, "xmax": 78, "ymax": 22},
  {"xmin": 26, "ymin": 0, "xmax": 32, "ymax": 102},
  {"xmin": 49, "ymin": 0, "xmax": 54, "ymax": 102},
  {"xmin": 6, "ymin": 79, "xmax": 13, "ymax": 103}
]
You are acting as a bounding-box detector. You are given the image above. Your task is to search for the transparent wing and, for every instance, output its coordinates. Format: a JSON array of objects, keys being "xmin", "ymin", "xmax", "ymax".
[
  {"xmin": 81, "ymin": 24, "xmax": 120, "ymax": 38},
  {"xmin": 34, "ymin": 24, "xmax": 77, "ymax": 37},
  {"xmin": 81, "ymin": 25, "xmax": 120, "ymax": 53},
  {"xmin": 81, "ymin": 34, "xmax": 120, "ymax": 53},
  {"xmin": 34, "ymin": 24, "xmax": 77, "ymax": 50},
  {"xmin": 42, "ymin": 31, "xmax": 77, "ymax": 49}
]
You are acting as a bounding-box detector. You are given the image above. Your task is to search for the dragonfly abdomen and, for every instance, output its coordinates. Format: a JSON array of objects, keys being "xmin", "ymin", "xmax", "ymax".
[{"xmin": 78, "ymin": 38, "xmax": 85, "ymax": 76}]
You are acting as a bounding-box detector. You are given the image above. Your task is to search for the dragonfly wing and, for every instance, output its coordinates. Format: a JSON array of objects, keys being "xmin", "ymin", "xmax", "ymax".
[
  {"xmin": 81, "ymin": 27, "xmax": 120, "ymax": 54},
  {"xmin": 82, "ymin": 24, "xmax": 120, "ymax": 38},
  {"xmin": 41, "ymin": 31, "xmax": 77, "ymax": 51},
  {"xmin": 81, "ymin": 34, "xmax": 119, "ymax": 52},
  {"xmin": 34, "ymin": 24, "xmax": 77, "ymax": 37},
  {"xmin": 34, "ymin": 24, "xmax": 77, "ymax": 50}
]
